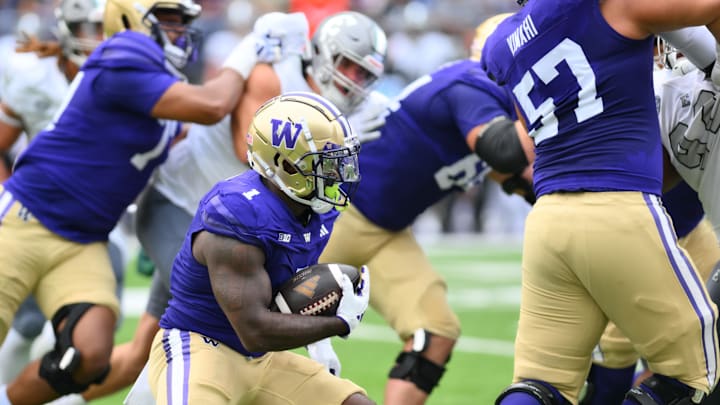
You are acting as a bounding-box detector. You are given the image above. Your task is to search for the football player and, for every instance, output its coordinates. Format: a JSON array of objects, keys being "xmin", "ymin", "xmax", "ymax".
[
  {"xmin": 0, "ymin": 0, "xmax": 298, "ymax": 403},
  {"xmin": 583, "ymin": 184, "xmax": 720, "ymax": 405},
  {"xmin": 40, "ymin": 12, "xmax": 314, "ymax": 405},
  {"xmin": 581, "ymin": 39, "xmax": 720, "ymax": 405},
  {"xmin": 658, "ymin": 57, "xmax": 720, "ymax": 243},
  {"xmin": 145, "ymin": 92, "xmax": 372, "ymax": 404},
  {"xmin": 315, "ymin": 14, "xmax": 535, "ymax": 405},
  {"xmin": 117, "ymin": 10, "xmax": 387, "ymax": 404},
  {"xmin": 655, "ymin": 45, "xmax": 720, "ymax": 384},
  {"xmin": 480, "ymin": 0, "xmax": 720, "ymax": 403},
  {"xmin": 0, "ymin": 0, "xmax": 129, "ymax": 390}
]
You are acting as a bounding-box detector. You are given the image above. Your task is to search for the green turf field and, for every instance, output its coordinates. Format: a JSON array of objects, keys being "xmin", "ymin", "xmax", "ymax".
[{"xmin": 91, "ymin": 238, "xmax": 522, "ymax": 405}]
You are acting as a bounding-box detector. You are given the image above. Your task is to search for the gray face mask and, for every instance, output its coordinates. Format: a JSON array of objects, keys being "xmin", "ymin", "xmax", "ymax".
[
  {"xmin": 308, "ymin": 12, "xmax": 387, "ymax": 115},
  {"xmin": 137, "ymin": 1, "xmax": 201, "ymax": 72}
]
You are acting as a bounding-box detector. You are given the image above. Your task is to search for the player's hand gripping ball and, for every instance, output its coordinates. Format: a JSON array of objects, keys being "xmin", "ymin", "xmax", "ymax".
[{"xmin": 271, "ymin": 263, "xmax": 360, "ymax": 316}]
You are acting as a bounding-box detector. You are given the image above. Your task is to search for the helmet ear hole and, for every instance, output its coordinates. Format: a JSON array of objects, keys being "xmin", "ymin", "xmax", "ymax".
[
  {"xmin": 274, "ymin": 153, "xmax": 299, "ymax": 175},
  {"xmin": 121, "ymin": 14, "xmax": 130, "ymax": 30},
  {"xmin": 282, "ymin": 159, "xmax": 298, "ymax": 175}
]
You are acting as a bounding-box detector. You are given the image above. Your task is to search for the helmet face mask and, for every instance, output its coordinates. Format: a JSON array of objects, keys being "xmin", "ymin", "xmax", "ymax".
[
  {"xmin": 56, "ymin": 0, "xmax": 105, "ymax": 66},
  {"xmin": 104, "ymin": 0, "xmax": 201, "ymax": 70},
  {"xmin": 142, "ymin": 3, "xmax": 202, "ymax": 70},
  {"xmin": 247, "ymin": 92, "xmax": 362, "ymax": 214},
  {"xmin": 308, "ymin": 11, "xmax": 387, "ymax": 114}
]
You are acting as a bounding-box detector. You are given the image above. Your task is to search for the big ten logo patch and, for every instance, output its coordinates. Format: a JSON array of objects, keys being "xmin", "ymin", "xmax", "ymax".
[{"xmin": 271, "ymin": 119, "xmax": 304, "ymax": 149}]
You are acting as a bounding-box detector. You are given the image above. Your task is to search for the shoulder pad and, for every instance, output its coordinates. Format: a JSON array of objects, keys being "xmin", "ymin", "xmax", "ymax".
[
  {"xmin": 84, "ymin": 31, "xmax": 166, "ymax": 72},
  {"xmin": 198, "ymin": 181, "xmax": 267, "ymax": 241}
]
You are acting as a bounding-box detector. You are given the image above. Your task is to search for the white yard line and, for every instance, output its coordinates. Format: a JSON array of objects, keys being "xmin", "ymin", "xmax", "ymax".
[
  {"xmin": 121, "ymin": 287, "xmax": 517, "ymax": 357},
  {"xmin": 349, "ymin": 324, "xmax": 515, "ymax": 357}
]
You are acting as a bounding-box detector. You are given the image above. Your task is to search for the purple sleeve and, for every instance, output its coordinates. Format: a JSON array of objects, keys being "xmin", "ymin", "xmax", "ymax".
[
  {"xmin": 199, "ymin": 193, "xmax": 266, "ymax": 250},
  {"xmin": 93, "ymin": 68, "xmax": 179, "ymax": 115},
  {"xmin": 441, "ymin": 82, "xmax": 511, "ymax": 136}
]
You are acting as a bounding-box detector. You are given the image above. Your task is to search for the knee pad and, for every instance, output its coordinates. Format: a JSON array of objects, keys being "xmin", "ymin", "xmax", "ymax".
[
  {"xmin": 495, "ymin": 380, "xmax": 568, "ymax": 405},
  {"xmin": 39, "ymin": 303, "xmax": 110, "ymax": 395},
  {"xmin": 388, "ymin": 329, "xmax": 447, "ymax": 394},
  {"xmin": 624, "ymin": 374, "xmax": 704, "ymax": 404}
]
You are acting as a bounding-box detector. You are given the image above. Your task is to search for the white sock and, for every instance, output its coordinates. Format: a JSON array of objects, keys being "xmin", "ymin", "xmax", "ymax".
[
  {"xmin": 0, "ymin": 329, "xmax": 32, "ymax": 384},
  {"xmin": 124, "ymin": 363, "xmax": 156, "ymax": 405},
  {"xmin": 0, "ymin": 385, "xmax": 12, "ymax": 405},
  {"xmin": 44, "ymin": 394, "xmax": 87, "ymax": 405},
  {"xmin": 29, "ymin": 321, "xmax": 55, "ymax": 361}
]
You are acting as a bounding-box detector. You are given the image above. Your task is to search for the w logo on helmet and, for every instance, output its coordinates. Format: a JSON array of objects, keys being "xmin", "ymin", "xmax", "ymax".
[{"xmin": 271, "ymin": 119, "xmax": 303, "ymax": 149}]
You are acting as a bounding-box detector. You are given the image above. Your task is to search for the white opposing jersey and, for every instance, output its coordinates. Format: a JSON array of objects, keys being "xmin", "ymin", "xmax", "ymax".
[
  {"xmin": 0, "ymin": 52, "xmax": 68, "ymax": 138},
  {"xmin": 657, "ymin": 69, "xmax": 720, "ymax": 238},
  {"xmin": 153, "ymin": 55, "xmax": 312, "ymax": 215}
]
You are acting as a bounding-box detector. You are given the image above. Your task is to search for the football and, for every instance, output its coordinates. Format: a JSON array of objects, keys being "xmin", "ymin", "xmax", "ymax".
[{"xmin": 271, "ymin": 263, "xmax": 360, "ymax": 316}]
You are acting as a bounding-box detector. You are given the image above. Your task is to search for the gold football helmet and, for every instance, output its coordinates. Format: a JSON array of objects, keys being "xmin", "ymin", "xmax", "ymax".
[
  {"xmin": 470, "ymin": 13, "xmax": 513, "ymax": 62},
  {"xmin": 103, "ymin": 0, "xmax": 201, "ymax": 69},
  {"xmin": 247, "ymin": 92, "xmax": 361, "ymax": 214}
]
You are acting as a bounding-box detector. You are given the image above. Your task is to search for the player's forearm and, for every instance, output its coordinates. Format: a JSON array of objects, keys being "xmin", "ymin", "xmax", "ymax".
[
  {"xmin": 154, "ymin": 70, "xmax": 246, "ymax": 125},
  {"xmin": 192, "ymin": 70, "xmax": 246, "ymax": 123},
  {"xmin": 233, "ymin": 311, "xmax": 348, "ymax": 352}
]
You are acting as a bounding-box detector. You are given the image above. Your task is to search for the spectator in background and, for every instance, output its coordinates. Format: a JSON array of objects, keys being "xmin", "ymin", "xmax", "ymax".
[{"xmin": 290, "ymin": 0, "xmax": 349, "ymax": 35}]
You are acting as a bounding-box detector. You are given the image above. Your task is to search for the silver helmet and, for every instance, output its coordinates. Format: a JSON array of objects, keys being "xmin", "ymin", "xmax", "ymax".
[
  {"xmin": 55, "ymin": 0, "xmax": 105, "ymax": 66},
  {"xmin": 307, "ymin": 11, "xmax": 387, "ymax": 114}
]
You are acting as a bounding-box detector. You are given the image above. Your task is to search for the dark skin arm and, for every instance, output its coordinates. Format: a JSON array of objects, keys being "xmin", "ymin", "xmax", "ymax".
[
  {"xmin": 151, "ymin": 69, "xmax": 247, "ymax": 125},
  {"xmin": 192, "ymin": 230, "xmax": 349, "ymax": 353}
]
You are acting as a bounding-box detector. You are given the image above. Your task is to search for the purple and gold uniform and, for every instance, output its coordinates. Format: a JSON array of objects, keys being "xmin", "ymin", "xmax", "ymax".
[
  {"xmin": 0, "ymin": 30, "xmax": 180, "ymax": 339},
  {"xmin": 321, "ymin": 60, "xmax": 513, "ymax": 343},
  {"xmin": 149, "ymin": 170, "xmax": 364, "ymax": 404},
  {"xmin": 594, "ymin": 182, "xmax": 720, "ymax": 370},
  {"xmin": 482, "ymin": 0, "xmax": 718, "ymax": 402}
]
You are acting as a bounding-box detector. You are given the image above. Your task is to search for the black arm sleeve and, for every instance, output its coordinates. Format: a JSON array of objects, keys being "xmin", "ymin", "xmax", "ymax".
[{"xmin": 474, "ymin": 117, "xmax": 528, "ymax": 174}]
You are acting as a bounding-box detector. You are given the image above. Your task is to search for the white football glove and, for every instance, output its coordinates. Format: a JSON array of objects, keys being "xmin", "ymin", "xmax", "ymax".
[
  {"xmin": 307, "ymin": 338, "xmax": 341, "ymax": 376},
  {"xmin": 335, "ymin": 265, "xmax": 370, "ymax": 337},
  {"xmin": 222, "ymin": 12, "xmax": 309, "ymax": 78},
  {"xmin": 671, "ymin": 58, "xmax": 698, "ymax": 77},
  {"xmin": 347, "ymin": 91, "xmax": 390, "ymax": 144},
  {"xmin": 253, "ymin": 12, "xmax": 310, "ymax": 63},
  {"xmin": 222, "ymin": 33, "xmax": 261, "ymax": 79}
]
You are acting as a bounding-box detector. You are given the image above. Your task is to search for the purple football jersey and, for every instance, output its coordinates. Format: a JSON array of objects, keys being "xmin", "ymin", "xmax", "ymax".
[
  {"xmin": 160, "ymin": 171, "xmax": 339, "ymax": 356},
  {"xmin": 482, "ymin": 0, "xmax": 662, "ymax": 197},
  {"xmin": 352, "ymin": 60, "xmax": 514, "ymax": 231},
  {"xmin": 5, "ymin": 31, "xmax": 180, "ymax": 243}
]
